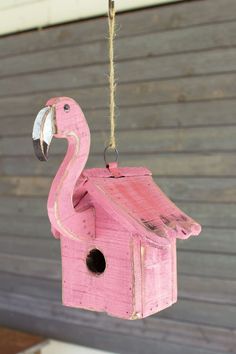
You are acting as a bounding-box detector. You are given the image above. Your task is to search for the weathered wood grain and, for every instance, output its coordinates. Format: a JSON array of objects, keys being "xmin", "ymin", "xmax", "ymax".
[
  {"xmin": 0, "ymin": 176, "xmax": 52, "ymax": 196},
  {"xmin": 2, "ymin": 125, "xmax": 236, "ymax": 156},
  {"xmin": 0, "ymin": 215, "xmax": 51, "ymax": 238},
  {"xmin": 178, "ymin": 250, "xmax": 236, "ymax": 279},
  {"xmin": 178, "ymin": 201, "xmax": 236, "ymax": 228},
  {"xmin": 0, "ymin": 235, "xmax": 59, "ymax": 259},
  {"xmin": 0, "ymin": 72, "xmax": 236, "ymax": 117},
  {"xmin": 1, "ymin": 99, "xmax": 236, "ymax": 136},
  {"xmin": 0, "ymin": 196, "xmax": 48, "ymax": 217},
  {"xmin": 1, "ymin": 152, "xmax": 236, "ymax": 177},
  {"xmin": 2, "ymin": 46, "xmax": 236, "ymax": 95},
  {"xmin": 0, "ymin": 253, "xmax": 60, "ymax": 279},
  {"xmin": 0, "ymin": 272, "xmax": 61, "ymax": 301},
  {"xmin": 160, "ymin": 298, "xmax": 236, "ymax": 329},
  {"xmin": 157, "ymin": 177, "xmax": 236, "ymax": 203},
  {"xmin": 179, "ymin": 274, "xmax": 236, "ymax": 305},
  {"xmin": 178, "ymin": 227, "xmax": 236, "ymax": 254}
]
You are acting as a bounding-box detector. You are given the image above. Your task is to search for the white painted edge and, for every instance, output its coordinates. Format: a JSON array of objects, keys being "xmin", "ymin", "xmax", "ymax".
[
  {"xmin": 19, "ymin": 339, "xmax": 49, "ymax": 354},
  {"xmin": 0, "ymin": 0, "xmax": 182, "ymax": 36},
  {"xmin": 42, "ymin": 339, "xmax": 114, "ymax": 354}
]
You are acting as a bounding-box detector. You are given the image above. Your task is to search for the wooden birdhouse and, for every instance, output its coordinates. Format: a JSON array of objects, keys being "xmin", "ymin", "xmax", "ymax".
[{"xmin": 32, "ymin": 97, "xmax": 201, "ymax": 320}]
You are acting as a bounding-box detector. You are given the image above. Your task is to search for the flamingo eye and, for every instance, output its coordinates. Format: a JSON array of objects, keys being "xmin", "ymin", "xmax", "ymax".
[{"xmin": 64, "ymin": 104, "xmax": 70, "ymax": 112}]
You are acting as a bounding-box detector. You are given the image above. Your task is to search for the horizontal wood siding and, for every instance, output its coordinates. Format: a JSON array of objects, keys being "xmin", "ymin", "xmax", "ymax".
[{"xmin": 0, "ymin": 0, "xmax": 235, "ymax": 353}]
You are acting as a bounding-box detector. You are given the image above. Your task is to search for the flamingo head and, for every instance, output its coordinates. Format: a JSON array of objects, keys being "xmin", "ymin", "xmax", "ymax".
[{"xmin": 32, "ymin": 97, "xmax": 84, "ymax": 161}]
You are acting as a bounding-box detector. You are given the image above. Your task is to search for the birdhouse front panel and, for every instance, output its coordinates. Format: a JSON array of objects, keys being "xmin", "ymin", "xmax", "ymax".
[
  {"xmin": 60, "ymin": 228, "xmax": 135, "ymax": 319},
  {"xmin": 60, "ymin": 190, "xmax": 135, "ymax": 319},
  {"xmin": 32, "ymin": 97, "xmax": 201, "ymax": 320}
]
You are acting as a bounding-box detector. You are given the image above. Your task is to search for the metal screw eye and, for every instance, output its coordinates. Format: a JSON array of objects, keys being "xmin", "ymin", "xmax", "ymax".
[
  {"xmin": 64, "ymin": 104, "xmax": 70, "ymax": 112},
  {"xmin": 104, "ymin": 146, "xmax": 119, "ymax": 166}
]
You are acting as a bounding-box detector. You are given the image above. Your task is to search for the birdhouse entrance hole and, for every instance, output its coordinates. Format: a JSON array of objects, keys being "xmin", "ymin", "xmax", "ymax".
[{"xmin": 86, "ymin": 249, "xmax": 106, "ymax": 275}]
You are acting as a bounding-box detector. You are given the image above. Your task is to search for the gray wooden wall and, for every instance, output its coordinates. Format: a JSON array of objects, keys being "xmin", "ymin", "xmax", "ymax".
[{"xmin": 0, "ymin": 0, "xmax": 235, "ymax": 353}]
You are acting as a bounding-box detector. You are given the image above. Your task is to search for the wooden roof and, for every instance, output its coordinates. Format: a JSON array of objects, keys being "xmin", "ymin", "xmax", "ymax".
[{"xmin": 83, "ymin": 164, "xmax": 201, "ymax": 247}]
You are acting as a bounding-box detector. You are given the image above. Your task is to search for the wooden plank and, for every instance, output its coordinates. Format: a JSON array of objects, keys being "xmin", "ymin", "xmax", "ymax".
[
  {"xmin": 3, "ymin": 45, "xmax": 236, "ymax": 94},
  {"xmin": 178, "ymin": 251, "xmax": 236, "ymax": 279},
  {"xmin": 160, "ymin": 298, "xmax": 236, "ymax": 329},
  {"xmin": 0, "ymin": 155, "xmax": 63, "ymax": 177},
  {"xmin": 0, "ymin": 176, "xmax": 52, "ymax": 197},
  {"xmin": 2, "ymin": 126, "xmax": 236, "ymax": 156},
  {"xmin": 0, "ymin": 196, "xmax": 48, "ymax": 217},
  {"xmin": 0, "ymin": 290, "xmax": 233, "ymax": 354},
  {"xmin": 0, "ymin": 235, "xmax": 60, "ymax": 259},
  {"xmin": 1, "ymin": 0, "xmax": 236, "ymax": 58},
  {"xmin": 1, "ymin": 99, "xmax": 236, "ymax": 136},
  {"xmin": 119, "ymin": 153, "xmax": 236, "ymax": 177},
  {"xmin": 1, "ymin": 153, "xmax": 236, "ymax": 177},
  {"xmin": 0, "ymin": 272, "xmax": 61, "ymax": 301},
  {"xmin": 1, "ymin": 72, "xmax": 236, "ymax": 116},
  {"xmin": 177, "ymin": 202, "xmax": 236, "ymax": 228},
  {"xmin": 2, "ymin": 125, "xmax": 236, "ymax": 156},
  {"xmin": 178, "ymin": 227, "xmax": 236, "ymax": 254},
  {"xmin": 0, "ymin": 215, "xmax": 51, "ymax": 238},
  {"xmin": 157, "ymin": 177, "xmax": 236, "ymax": 203},
  {"xmin": 179, "ymin": 274, "xmax": 236, "ymax": 305},
  {"xmin": 0, "ymin": 253, "xmax": 60, "ymax": 279}
]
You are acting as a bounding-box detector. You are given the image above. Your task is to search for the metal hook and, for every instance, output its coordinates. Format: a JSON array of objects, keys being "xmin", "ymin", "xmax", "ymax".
[{"xmin": 104, "ymin": 145, "xmax": 119, "ymax": 166}]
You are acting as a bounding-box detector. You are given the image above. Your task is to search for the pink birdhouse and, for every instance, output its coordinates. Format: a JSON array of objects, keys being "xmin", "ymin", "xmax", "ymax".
[{"xmin": 32, "ymin": 97, "xmax": 201, "ymax": 320}]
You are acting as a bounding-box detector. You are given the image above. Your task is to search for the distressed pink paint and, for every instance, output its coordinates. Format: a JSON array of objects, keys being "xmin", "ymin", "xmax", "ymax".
[{"xmin": 42, "ymin": 97, "xmax": 201, "ymax": 319}]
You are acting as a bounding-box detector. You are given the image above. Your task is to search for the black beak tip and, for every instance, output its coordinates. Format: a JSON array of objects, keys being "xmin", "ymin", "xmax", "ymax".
[{"xmin": 33, "ymin": 139, "xmax": 49, "ymax": 161}]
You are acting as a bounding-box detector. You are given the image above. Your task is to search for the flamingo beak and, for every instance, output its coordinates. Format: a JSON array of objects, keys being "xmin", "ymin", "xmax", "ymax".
[{"xmin": 32, "ymin": 106, "xmax": 56, "ymax": 161}]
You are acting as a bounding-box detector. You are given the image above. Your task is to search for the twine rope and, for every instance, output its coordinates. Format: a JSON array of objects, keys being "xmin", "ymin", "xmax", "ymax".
[{"xmin": 108, "ymin": 0, "xmax": 116, "ymax": 149}]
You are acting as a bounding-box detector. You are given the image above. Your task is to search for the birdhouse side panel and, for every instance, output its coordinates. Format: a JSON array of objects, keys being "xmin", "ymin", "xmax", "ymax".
[{"xmin": 141, "ymin": 240, "xmax": 177, "ymax": 317}]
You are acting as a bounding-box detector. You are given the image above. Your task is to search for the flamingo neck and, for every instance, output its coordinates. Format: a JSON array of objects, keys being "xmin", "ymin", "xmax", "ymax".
[{"xmin": 47, "ymin": 124, "xmax": 90, "ymax": 238}]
